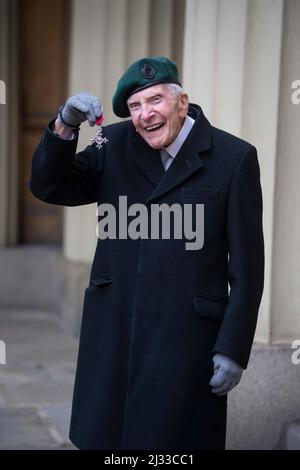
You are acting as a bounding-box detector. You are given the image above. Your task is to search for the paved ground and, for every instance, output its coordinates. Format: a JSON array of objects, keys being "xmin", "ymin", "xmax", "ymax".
[{"xmin": 0, "ymin": 309, "xmax": 78, "ymax": 450}]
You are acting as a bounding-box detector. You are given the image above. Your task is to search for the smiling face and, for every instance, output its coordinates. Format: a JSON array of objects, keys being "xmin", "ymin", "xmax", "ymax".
[{"xmin": 127, "ymin": 84, "xmax": 189, "ymax": 149}]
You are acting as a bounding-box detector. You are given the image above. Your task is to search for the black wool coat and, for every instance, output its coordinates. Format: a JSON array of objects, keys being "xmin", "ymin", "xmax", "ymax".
[{"xmin": 30, "ymin": 104, "xmax": 264, "ymax": 450}]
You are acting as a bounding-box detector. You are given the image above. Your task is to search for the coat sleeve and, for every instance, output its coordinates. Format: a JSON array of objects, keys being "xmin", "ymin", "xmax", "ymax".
[
  {"xmin": 29, "ymin": 122, "xmax": 105, "ymax": 206},
  {"xmin": 213, "ymin": 146, "xmax": 265, "ymax": 369}
]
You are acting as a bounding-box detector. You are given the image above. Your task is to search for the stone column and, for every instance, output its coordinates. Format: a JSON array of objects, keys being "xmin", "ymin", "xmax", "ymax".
[
  {"xmin": 0, "ymin": 0, "xmax": 19, "ymax": 246},
  {"xmin": 213, "ymin": 0, "xmax": 248, "ymax": 135},
  {"xmin": 182, "ymin": 0, "xmax": 284, "ymax": 343},
  {"xmin": 182, "ymin": 0, "xmax": 218, "ymax": 119},
  {"xmin": 241, "ymin": 0, "xmax": 284, "ymax": 342},
  {"xmin": 270, "ymin": 0, "xmax": 300, "ymax": 342}
]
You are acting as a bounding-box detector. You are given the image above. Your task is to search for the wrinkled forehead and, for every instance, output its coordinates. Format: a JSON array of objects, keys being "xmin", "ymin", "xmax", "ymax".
[{"xmin": 127, "ymin": 83, "xmax": 172, "ymax": 104}]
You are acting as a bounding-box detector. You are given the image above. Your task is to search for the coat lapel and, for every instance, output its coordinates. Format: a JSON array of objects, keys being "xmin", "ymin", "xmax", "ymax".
[
  {"xmin": 147, "ymin": 105, "xmax": 212, "ymax": 203},
  {"xmin": 132, "ymin": 132, "xmax": 165, "ymax": 187},
  {"xmin": 131, "ymin": 104, "xmax": 212, "ymax": 203}
]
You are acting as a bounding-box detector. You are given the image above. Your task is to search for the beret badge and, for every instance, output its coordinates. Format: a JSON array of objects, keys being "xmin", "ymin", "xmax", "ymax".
[{"xmin": 141, "ymin": 63, "xmax": 155, "ymax": 79}]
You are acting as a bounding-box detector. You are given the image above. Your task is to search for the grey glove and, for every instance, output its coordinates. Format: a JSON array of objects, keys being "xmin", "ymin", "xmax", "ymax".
[
  {"xmin": 209, "ymin": 353, "xmax": 243, "ymax": 396},
  {"xmin": 59, "ymin": 91, "xmax": 103, "ymax": 128}
]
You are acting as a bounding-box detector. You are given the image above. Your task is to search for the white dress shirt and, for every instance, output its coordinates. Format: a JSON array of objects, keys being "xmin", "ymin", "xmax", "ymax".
[{"xmin": 160, "ymin": 115, "xmax": 195, "ymax": 171}]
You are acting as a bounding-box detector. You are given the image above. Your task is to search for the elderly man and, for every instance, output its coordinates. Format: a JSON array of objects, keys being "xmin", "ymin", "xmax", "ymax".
[{"xmin": 30, "ymin": 56, "xmax": 264, "ymax": 450}]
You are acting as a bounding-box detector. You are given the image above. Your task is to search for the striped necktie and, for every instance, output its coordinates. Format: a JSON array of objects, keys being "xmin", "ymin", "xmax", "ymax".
[{"xmin": 160, "ymin": 149, "xmax": 173, "ymax": 171}]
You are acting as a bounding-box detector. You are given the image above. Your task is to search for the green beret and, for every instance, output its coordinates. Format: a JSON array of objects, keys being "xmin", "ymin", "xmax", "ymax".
[{"xmin": 112, "ymin": 56, "xmax": 181, "ymax": 118}]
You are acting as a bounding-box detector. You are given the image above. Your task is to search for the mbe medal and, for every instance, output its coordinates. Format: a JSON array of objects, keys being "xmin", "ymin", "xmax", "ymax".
[{"xmin": 91, "ymin": 114, "xmax": 108, "ymax": 149}]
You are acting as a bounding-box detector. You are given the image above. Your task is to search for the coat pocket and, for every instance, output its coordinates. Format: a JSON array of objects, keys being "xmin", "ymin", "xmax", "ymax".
[
  {"xmin": 83, "ymin": 278, "xmax": 114, "ymax": 316},
  {"xmin": 90, "ymin": 277, "xmax": 114, "ymax": 287},
  {"xmin": 86, "ymin": 277, "xmax": 115, "ymax": 291},
  {"xmin": 193, "ymin": 294, "xmax": 226, "ymax": 321},
  {"xmin": 182, "ymin": 188, "xmax": 220, "ymax": 200}
]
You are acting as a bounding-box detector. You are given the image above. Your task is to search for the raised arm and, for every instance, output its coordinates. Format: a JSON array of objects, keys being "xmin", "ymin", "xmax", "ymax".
[{"xmin": 29, "ymin": 92, "xmax": 105, "ymax": 206}]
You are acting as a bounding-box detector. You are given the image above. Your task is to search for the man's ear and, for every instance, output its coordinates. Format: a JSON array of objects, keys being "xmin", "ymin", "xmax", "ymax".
[{"xmin": 178, "ymin": 92, "xmax": 189, "ymax": 117}]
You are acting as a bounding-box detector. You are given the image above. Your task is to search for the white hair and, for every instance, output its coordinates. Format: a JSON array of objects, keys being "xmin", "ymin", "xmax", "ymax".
[{"xmin": 165, "ymin": 83, "xmax": 183, "ymax": 96}]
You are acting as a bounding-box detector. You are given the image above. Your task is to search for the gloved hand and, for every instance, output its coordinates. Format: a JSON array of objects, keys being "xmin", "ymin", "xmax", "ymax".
[
  {"xmin": 59, "ymin": 91, "xmax": 103, "ymax": 128},
  {"xmin": 209, "ymin": 353, "xmax": 243, "ymax": 396}
]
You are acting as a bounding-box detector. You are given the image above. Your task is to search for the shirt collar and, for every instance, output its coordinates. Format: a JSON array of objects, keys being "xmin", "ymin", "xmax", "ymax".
[{"xmin": 162, "ymin": 115, "xmax": 195, "ymax": 158}]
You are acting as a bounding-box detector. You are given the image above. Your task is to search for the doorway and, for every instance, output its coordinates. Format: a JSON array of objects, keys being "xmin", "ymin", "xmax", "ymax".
[{"xmin": 18, "ymin": 0, "xmax": 70, "ymax": 244}]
